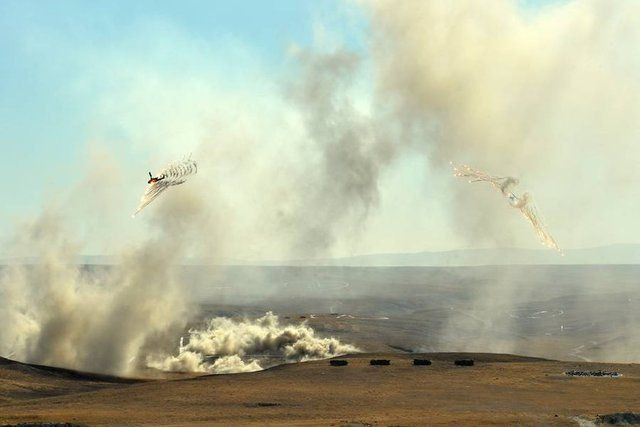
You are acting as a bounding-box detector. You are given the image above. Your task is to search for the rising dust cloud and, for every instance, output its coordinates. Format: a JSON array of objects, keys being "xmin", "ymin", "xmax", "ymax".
[
  {"xmin": 0, "ymin": 211, "xmax": 189, "ymax": 375},
  {"xmin": 0, "ymin": 211, "xmax": 358, "ymax": 375},
  {"xmin": 150, "ymin": 312, "xmax": 359, "ymax": 373}
]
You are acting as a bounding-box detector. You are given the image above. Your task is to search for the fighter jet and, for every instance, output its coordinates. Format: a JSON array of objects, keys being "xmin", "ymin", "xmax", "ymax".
[{"xmin": 147, "ymin": 172, "xmax": 166, "ymax": 184}]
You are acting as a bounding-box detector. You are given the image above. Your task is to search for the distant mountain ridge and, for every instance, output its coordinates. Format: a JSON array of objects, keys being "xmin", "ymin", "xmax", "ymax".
[
  {"xmin": 4, "ymin": 244, "xmax": 640, "ymax": 267},
  {"xmin": 314, "ymin": 244, "xmax": 640, "ymax": 267}
]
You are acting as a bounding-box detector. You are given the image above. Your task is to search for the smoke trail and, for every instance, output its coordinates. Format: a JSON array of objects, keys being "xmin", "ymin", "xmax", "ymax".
[
  {"xmin": 133, "ymin": 158, "xmax": 198, "ymax": 217},
  {"xmin": 452, "ymin": 163, "xmax": 561, "ymax": 252},
  {"xmin": 149, "ymin": 312, "xmax": 360, "ymax": 373}
]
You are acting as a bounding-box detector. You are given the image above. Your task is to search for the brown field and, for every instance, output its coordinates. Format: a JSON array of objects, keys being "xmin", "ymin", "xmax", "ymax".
[
  {"xmin": 1, "ymin": 353, "xmax": 639, "ymax": 426},
  {"xmin": 2, "ymin": 264, "xmax": 639, "ymax": 425}
]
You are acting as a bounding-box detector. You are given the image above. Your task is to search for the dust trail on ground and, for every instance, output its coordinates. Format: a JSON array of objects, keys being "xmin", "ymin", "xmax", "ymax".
[{"xmin": 149, "ymin": 312, "xmax": 360, "ymax": 373}]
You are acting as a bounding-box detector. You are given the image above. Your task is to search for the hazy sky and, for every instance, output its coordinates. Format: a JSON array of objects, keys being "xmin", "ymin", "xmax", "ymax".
[
  {"xmin": 2, "ymin": 0, "xmax": 637, "ymax": 260},
  {"xmin": 0, "ymin": 0, "xmax": 337, "ymax": 216}
]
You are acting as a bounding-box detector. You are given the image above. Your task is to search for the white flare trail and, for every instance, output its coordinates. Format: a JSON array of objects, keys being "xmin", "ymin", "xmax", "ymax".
[
  {"xmin": 133, "ymin": 158, "xmax": 197, "ymax": 217},
  {"xmin": 452, "ymin": 163, "xmax": 561, "ymax": 253}
]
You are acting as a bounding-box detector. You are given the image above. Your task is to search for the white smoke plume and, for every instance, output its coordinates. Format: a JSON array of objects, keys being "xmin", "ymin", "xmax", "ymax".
[
  {"xmin": 367, "ymin": 0, "xmax": 640, "ymax": 247},
  {"xmin": 133, "ymin": 158, "xmax": 198, "ymax": 217},
  {"xmin": 452, "ymin": 163, "xmax": 561, "ymax": 252},
  {"xmin": 149, "ymin": 312, "xmax": 359, "ymax": 373}
]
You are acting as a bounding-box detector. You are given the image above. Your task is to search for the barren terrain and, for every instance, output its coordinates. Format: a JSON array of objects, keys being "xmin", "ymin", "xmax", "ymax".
[
  {"xmin": 2, "ymin": 264, "xmax": 639, "ymax": 425},
  {"xmin": 1, "ymin": 353, "xmax": 639, "ymax": 425}
]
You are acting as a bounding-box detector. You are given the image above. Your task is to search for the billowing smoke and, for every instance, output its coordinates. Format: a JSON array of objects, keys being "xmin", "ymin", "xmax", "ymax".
[
  {"xmin": 0, "ymin": 176, "xmax": 220, "ymax": 375},
  {"xmin": 149, "ymin": 311, "xmax": 359, "ymax": 373},
  {"xmin": 0, "ymin": 196, "xmax": 359, "ymax": 375},
  {"xmin": 0, "ymin": 211, "xmax": 188, "ymax": 374},
  {"xmin": 365, "ymin": 0, "xmax": 640, "ymax": 358},
  {"xmin": 279, "ymin": 49, "xmax": 397, "ymax": 257},
  {"xmin": 367, "ymin": 0, "xmax": 640, "ymax": 247}
]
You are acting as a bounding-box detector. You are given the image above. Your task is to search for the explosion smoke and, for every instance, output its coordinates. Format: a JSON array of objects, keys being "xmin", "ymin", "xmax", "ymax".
[
  {"xmin": 149, "ymin": 312, "xmax": 360, "ymax": 373},
  {"xmin": 281, "ymin": 49, "xmax": 397, "ymax": 257},
  {"xmin": 452, "ymin": 163, "xmax": 561, "ymax": 252},
  {"xmin": 133, "ymin": 158, "xmax": 198, "ymax": 217},
  {"xmin": 0, "ymin": 191, "xmax": 206, "ymax": 375}
]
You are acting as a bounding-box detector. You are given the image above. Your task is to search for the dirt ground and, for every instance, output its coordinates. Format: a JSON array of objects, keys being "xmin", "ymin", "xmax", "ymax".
[{"xmin": 1, "ymin": 353, "xmax": 639, "ymax": 426}]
